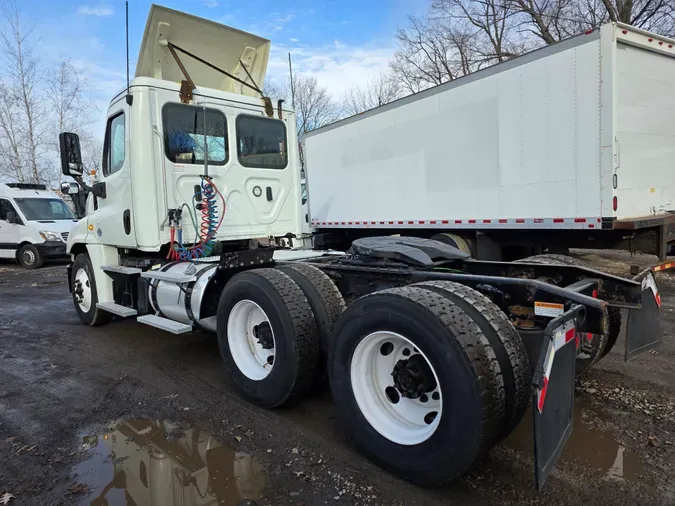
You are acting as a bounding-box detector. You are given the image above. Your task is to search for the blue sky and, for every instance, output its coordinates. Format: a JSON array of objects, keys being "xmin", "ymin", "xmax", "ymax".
[{"xmin": 23, "ymin": 0, "xmax": 427, "ymax": 134}]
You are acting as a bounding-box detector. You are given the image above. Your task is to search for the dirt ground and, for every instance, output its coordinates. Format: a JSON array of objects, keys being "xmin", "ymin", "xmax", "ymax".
[{"xmin": 1, "ymin": 251, "xmax": 675, "ymax": 506}]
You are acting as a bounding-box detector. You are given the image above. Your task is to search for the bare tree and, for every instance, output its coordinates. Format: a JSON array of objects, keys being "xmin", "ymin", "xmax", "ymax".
[
  {"xmin": 0, "ymin": 82, "xmax": 25, "ymax": 181},
  {"xmin": 0, "ymin": 0, "xmax": 47, "ymax": 184},
  {"xmin": 510, "ymin": 0, "xmax": 675, "ymax": 44},
  {"xmin": 293, "ymin": 75, "xmax": 340, "ymax": 137},
  {"xmin": 344, "ymin": 73, "xmax": 402, "ymax": 115},
  {"xmin": 390, "ymin": 15, "xmax": 462, "ymax": 93},
  {"xmin": 432, "ymin": 0, "xmax": 523, "ymax": 63},
  {"xmin": 48, "ymin": 59, "xmax": 97, "ymax": 185}
]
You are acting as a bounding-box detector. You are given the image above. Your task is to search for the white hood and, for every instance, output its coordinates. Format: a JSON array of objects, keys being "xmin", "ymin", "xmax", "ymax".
[{"xmin": 136, "ymin": 4, "xmax": 271, "ymax": 97}]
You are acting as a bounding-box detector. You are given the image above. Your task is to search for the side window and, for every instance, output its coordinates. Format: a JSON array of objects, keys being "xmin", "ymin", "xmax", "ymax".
[
  {"xmin": 162, "ymin": 103, "xmax": 228, "ymax": 165},
  {"xmin": 0, "ymin": 199, "xmax": 11, "ymax": 220},
  {"xmin": 236, "ymin": 115, "xmax": 288, "ymax": 169},
  {"xmin": 103, "ymin": 112, "xmax": 126, "ymax": 177},
  {"xmin": 0, "ymin": 199, "xmax": 21, "ymax": 224}
]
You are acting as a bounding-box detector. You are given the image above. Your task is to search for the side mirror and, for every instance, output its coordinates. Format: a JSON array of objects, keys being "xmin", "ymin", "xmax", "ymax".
[
  {"xmin": 60, "ymin": 182, "xmax": 80, "ymax": 195},
  {"xmin": 59, "ymin": 132, "xmax": 84, "ymax": 177},
  {"xmin": 6, "ymin": 211, "xmax": 16, "ymax": 224}
]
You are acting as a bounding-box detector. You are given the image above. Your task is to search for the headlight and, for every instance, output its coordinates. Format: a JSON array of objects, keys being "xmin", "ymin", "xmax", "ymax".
[{"xmin": 39, "ymin": 231, "xmax": 61, "ymax": 242}]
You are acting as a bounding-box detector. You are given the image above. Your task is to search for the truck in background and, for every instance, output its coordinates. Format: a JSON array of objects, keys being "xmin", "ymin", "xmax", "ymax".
[
  {"xmin": 0, "ymin": 182, "xmax": 77, "ymax": 268},
  {"xmin": 58, "ymin": 5, "xmax": 666, "ymax": 492},
  {"xmin": 305, "ymin": 23, "xmax": 675, "ymax": 261}
]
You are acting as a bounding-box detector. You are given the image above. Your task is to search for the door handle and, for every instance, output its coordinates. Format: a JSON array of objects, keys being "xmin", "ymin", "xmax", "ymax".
[
  {"xmin": 266, "ymin": 187, "xmax": 273, "ymax": 202},
  {"xmin": 123, "ymin": 209, "xmax": 131, "ymax": 235}
]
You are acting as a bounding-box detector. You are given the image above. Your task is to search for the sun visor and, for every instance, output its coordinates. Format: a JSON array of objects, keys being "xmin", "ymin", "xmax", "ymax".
[{"xmin": 136, "ymin": 4, "xmax": 270, "ymax": 96}]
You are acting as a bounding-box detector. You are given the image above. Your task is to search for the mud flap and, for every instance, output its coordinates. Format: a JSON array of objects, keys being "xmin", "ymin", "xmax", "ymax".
[
  {"xmin": 531, "ymin": 306, "xmax": 584, "ymax": 490},
  {"xmin": 625, "ymin": 272, "xmax": 661, "ymax": 360}
]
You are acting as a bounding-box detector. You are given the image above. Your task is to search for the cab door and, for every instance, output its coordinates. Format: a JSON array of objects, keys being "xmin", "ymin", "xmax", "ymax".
[
  {"xmin": 91, "ymin": 101, "xmax": 136, "ymax": 248},
  {"xmin": 0, "ymin": 198, "xmax": 20, "ymax": 258}
]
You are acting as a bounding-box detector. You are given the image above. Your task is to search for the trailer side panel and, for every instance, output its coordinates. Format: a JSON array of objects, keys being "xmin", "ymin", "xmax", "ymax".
[{"xmin": 306, "ymin": 33, "xmax": 602, "ymax": 227}]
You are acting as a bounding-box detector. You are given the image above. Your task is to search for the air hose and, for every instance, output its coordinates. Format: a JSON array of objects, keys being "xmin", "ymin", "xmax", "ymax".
[{"xmin": 167, "ymin": 176, "xmax": 226, "ymax": 261}]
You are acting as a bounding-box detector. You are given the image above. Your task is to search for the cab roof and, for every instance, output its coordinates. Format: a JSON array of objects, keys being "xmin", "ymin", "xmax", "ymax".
[{"xmin": 136, "ymin": 4, "xmax": 270, "ymax": 97}]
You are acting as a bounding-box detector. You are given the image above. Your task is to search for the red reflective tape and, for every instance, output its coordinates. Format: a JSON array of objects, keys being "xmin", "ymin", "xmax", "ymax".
[
  {"xmin": 388, "ymin": 221, "xmax": 394, "ymax": 225},
  {"xmin": 397, "ymin": 221, "xmax": 404, "ymax": 225},
  {"xmin": 407, "ymin": 221, "xmax": 414, "ymax": 225},
  {"xmin": 455, "ymin": 220, "xmax": 462, "ymax": 224},
  {"xmin": 565, "ymin": 328, "xmax": 575, "ymax": 343},
  {"xmin": 441, "ymin": 220, "xmax": 449, "ymax": 224},
  {"xmin": 553, "ymin": 218, "xmax": 564, "ymax": 223},
  {"xmin": 516, "ymin": 219, "xmax": 525, "ymax": 223},
  {"xmin": 483, "ymin": 219, "xmax": 491, "ymax": 224},
  {"xmin": 429, "ymin": 220, "xmax": 437, "ymax": 224},
  {"xmin": 418, "ymin": 220, "xmax": 425, "ymax": 224},
  {"xmin": 538, "ymin": 377, "xmax": 549, "ymax": 413},
  {"xmin": 574, "ymin": 218, "xmax": 586, "ymax": 223},
  {"xmin": 589, "ymin": 224, "xmax": 595, "ymax": 228},
  {"xmin": 656, "ymin": 293, "xmax": 662, "ymax": 307},
  {"xmin": 534, "ymin": 218, "xmax": 544, "ymax": 223},
  {"xmin": 379, "ymin": 221, "xmax": 385, "ymax": 225},
  {"xmin": 499, "ymin": 219, "xmax": 507, "ymax": 224},
  {"xmin": 597, "ymin": 218, "xmax": 601, "ymax": 222},
  {"xmin": 468, "ymin": 219, "xmax": 476, "ymax": 224}
]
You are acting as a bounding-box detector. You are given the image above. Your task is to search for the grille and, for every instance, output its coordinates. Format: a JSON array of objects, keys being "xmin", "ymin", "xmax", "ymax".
[{"xmin": 61, "ymin": 232, "xmax": 69, "ymax": 242}]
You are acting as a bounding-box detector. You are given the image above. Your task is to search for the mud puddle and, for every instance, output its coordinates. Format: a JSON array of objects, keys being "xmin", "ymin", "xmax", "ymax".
[
  {"xmin": 73, "ymin": 419, "xmax": 265, "ymax": 506},
  {"xmin": 504, "ymin": 402, "xmax": 646, "ymax": 482}
]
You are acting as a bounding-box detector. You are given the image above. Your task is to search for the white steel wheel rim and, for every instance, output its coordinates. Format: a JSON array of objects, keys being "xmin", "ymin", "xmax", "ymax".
[
  {"xmin": 227, "ymin": 299, "xmax": 276, "ymax": 381},
  {"xmin": 350, "ymin": 331, "xmax": 442, "ymax": 445},
  {"xmin": 74, "ymin": 268, "xmax": 92, "ymax": 313}
]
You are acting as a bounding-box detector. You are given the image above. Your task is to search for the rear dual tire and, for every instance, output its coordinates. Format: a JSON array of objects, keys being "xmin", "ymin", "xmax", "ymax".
[
  {"xmin": 217, "ymin": 268, "xmax": 320, "ymax": 408},
  {"xmin": 329, "ymin": 286, "xmax": 511, "ymax": 486}
]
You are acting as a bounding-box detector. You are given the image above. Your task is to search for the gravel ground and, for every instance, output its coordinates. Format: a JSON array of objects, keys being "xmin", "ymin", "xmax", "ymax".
[{"xmin": 1, "ymin": 251, "xmax": 675, "ymax": 506}]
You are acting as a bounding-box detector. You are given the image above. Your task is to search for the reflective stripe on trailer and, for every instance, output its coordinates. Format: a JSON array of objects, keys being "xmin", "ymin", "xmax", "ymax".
[
  {"xmin": 653, "ymin": 262, "xmax": 675, "ymax": 272},
  {"xmin": 537, "ymin": 320, "xmax": 576, "ymax": 413},
  {"xmin": 312, "ymin": 217, "xmax": 603, "ymax": 230}
]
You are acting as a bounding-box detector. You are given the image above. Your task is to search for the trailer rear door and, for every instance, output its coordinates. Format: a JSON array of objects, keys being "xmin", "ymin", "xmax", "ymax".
[{"xmin": 615, "ymin": 42, "xmax": 675, "ymax": 220}]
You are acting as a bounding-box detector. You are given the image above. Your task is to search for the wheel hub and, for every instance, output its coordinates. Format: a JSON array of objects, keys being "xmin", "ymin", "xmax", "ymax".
[
  {"xmin": 73, "ymin": 279, "xmax": 84, "ymax": 304},
  {"xmin": 253, "ymin": 322, "xmax": 274, "ymax": 350},
  {"xmin": 392, "ymin": 354, "xmax": 437, "ymax": 399}
]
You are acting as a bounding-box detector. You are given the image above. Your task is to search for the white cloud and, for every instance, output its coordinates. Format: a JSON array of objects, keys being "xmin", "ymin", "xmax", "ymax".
[
  {"xmin": 268, "ymin": 42, "xmax": 396, "ymax": 99},
  {"xmin": 76, "ymin": 4, "xmax": 114, "ymax": 17},
  {"xmin": 290, "ymin": 38, "xmax": 299, "ymax": 43},
  {"xmin": 204, "ymin": 0, "xmax": 220, "ymax": 7}
]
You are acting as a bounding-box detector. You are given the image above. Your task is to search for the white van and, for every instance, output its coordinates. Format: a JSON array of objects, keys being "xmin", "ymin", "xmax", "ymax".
[{"xmin": 0, "ymin": 183, "xmax": 77, "ymax": 268}]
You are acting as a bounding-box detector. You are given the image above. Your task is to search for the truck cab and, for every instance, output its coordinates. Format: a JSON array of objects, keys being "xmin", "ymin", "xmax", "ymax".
[
  {"xmin": 61, "ymin": 5, "xmax": 304, "ymax": 308},
  {"xmin": 0, "ymin": 183, "xmax": 76, "ymax": 268}
]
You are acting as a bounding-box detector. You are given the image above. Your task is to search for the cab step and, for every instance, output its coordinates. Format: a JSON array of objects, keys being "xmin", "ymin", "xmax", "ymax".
[
  {"xmin": 136, "ymin": 314, "xmax": 192, "ymax": 334},
  {"xmin": 96, "ymin": 301, "xmax": 138, "ymax": 317},
  {"xmin": 140, "ymin": 271, "xmax": 196, "ymax": 284},
  {"xmin": 101, "ymin": 265, "xmax": 142, "ymax": 275}
]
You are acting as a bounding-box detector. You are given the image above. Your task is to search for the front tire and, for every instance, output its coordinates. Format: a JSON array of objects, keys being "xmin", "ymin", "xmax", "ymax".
[
  {"xmin": 329, "ymin": 286, "xmax": 504, "ymax": 486},
  {"xmin": 71, "ymin": 253, "xmax": 112, "ymax": 326},
  {"xmin": 18, "ymin": 244, "xmax": 43, "ymax": 269},
  {"xmin": 217, "ymin": 269, "xmax": 320, "ymax": 408}
]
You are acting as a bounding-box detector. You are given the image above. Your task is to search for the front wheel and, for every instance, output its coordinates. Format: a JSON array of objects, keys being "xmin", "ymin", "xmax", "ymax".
[
  {"xmin": 18, "ymin": 244, "xmax": 43, "ymax": 269},
  {"xmin": 71, "ymin": 253, "xmax": 112, "ymax": 326}
]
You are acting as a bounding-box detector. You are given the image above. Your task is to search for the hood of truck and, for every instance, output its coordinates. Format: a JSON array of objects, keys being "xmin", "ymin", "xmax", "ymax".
[
  {"xmin": 30, "ymin": 219, "xmax": 78, "ymax": 235},
  {"xmin": 136, "ymin": 4, "xmax": 270, "ymax": 97}
]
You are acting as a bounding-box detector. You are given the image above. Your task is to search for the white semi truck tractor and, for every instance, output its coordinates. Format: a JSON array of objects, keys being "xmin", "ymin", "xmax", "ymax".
[{"xmin": 61, "ymin": 4, "xmax": 666, "ymax": 491}]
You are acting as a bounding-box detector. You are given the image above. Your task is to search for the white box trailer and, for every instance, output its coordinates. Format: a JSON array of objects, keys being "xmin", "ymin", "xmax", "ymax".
[{"xmin": 305, "ymin": 23, "xmax": 675, "ymax": 259}]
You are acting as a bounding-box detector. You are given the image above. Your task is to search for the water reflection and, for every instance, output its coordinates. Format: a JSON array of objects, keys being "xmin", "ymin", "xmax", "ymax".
[
  {"xmin": 74, "ymin": 419, "xmax": 265, "ymax": 506},
  {"xmin": 504, "ymin": 404, "xmax": 644, "ymax": 482}
]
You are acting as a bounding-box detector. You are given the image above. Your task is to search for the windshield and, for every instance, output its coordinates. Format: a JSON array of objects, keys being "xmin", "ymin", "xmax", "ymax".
[{"xmin": 14, "ymin": 198, "xmax": 76, "ymax": 221}]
